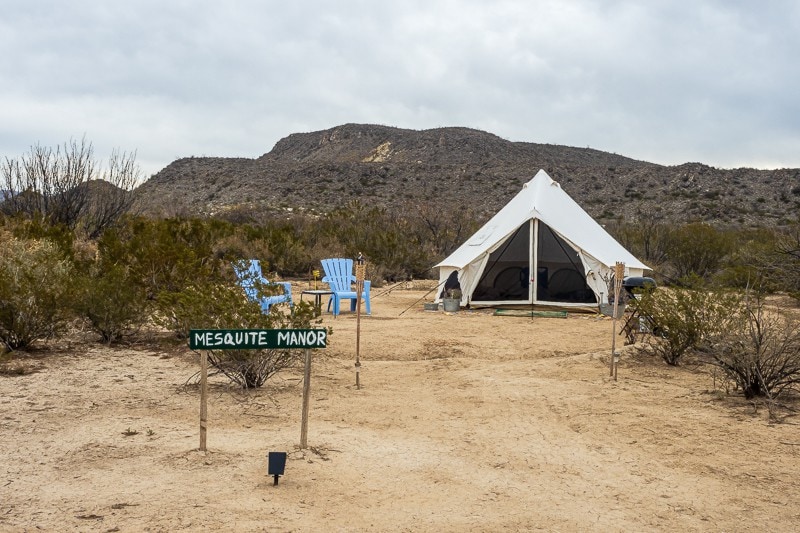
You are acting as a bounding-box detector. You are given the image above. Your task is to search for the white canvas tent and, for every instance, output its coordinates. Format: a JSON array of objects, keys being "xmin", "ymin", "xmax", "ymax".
[{"xmin": 434, "ymin": 169, "xmax": 649, "ymax": 309}]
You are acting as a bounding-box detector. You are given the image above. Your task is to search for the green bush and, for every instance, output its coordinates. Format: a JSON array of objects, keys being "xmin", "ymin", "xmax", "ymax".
[
  {"xmin": 98, "ymin": 217, "xmax": 230, "ymax": 298},
  {"xmin": 154, "ymin": 283, "xmax": 240, "ymax": 340},
  {"xmin": 0, "ymin": 234, "xmax": 75, "ymax": 351},
  {"xmin": 715, "ymin": 228, "xmax": 781, "ymax": 291},
  {"xmin": 773, "ymin": 223, "xmax": 800, "ymax": 302},
  {"xmin": 3, "ymin": 216, "xmax": 76, "ymax": 261},
  {"xmin": 667, "ymin": 223, "xmax": 734, "ymax": 281},
  {"xmin": 635, "ymin": 279, "xmax": 741, "ymax": 365},
  {"xmin": 159, "ymin": 279, "xmax": 322, "ymax": 388},
  {"xmin": 73, "ymin": 263, "xmax": 150, "ymax": 343}
]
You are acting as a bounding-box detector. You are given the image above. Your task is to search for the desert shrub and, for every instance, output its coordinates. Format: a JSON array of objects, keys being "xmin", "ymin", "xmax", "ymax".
[
  {"xmin": 709, "ymin": 294, "xmax": 800, "ymax": 399},
  {"xmin": 211, "ymin": 201, "xmax": 480, "ymax": 281},
  {"xmin": 98, "ymin": 217, "xmax": 229, "ymax": 297},
  {"xmin": 608, "ymin": 216, "xmax": 672, "ymax": 267},
  {"xmin": 0, "ymin": 234, "xmax": 75, "ymax": 351},
  {"xmin": 666, "ymin": 223, "xmax": 734, "ymax": 281},
  {"xmin": 161, "ymin": 279, "xmax": 322, "ymax": 388},
  {"xmin": 154, "ymin": 283, "xmax": 240, "ymax": 340},
  {"xmin": 715, "ymin": 228, "xmax": 782, "ymax": 291},
  {"xmin": 73, "ymin": 263, "xmax": 150, "ymax": 343},
  {"xmin": 317, "ymin": 201, "xmax": 443, "ymax": 280},
  {"xmin": 772, "ymin": 223, "xmax": 800, "ymax": 302},
  {"xmin": 0, "ymin": 349, "xmax": 40, "ymax": 375},
  {"xmin": 635, "ymin": 279, "xmax": 741, "ymax": 365},
  {"xmin": 363, "ymin": 220, "xmax": 429, "ymax": 281},
  {"xmin": 2, "ymin": 215, "xmax": 76, "ymax": 260},
  {"xmin": 257, "ymin": 222, "xmax": 318, "ymax": 275}
]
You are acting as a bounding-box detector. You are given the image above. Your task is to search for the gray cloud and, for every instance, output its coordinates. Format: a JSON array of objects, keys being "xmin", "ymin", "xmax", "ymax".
[{"xmin": 1, "ymin": 0, "xmax": 798, "ymax": 178}]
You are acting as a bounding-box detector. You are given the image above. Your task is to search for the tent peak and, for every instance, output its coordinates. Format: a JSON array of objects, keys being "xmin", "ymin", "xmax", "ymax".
[
  {"xmin": 522, "ymin": 170, "xmax": 562, "ymax": 210},
  {"xmin": 526, "ymin": 169, "xmax": 560, "ymax": 189}
]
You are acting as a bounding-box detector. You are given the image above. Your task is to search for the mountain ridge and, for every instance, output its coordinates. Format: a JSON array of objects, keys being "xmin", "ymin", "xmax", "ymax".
[{"xmin": 133, "ymin": 123, "xmax": 800, "ymax": 226}]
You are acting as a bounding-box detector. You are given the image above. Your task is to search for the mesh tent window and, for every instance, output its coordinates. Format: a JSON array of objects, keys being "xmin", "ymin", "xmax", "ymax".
[
  {"xmin": 472, "ymin": 223, "xmax": 530, "ymax": 301},
  {"xmin": 536, "ymin": 223, "xmax": 595, "ymax": 304}
]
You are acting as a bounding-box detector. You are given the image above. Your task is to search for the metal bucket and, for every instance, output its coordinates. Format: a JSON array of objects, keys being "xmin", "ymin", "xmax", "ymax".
[{"xmin": 442, "ymin": 298, "xmax": 460, "ymax": 312}]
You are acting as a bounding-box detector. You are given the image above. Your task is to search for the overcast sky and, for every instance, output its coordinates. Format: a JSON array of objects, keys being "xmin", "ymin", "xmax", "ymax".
[{"xmin": 2, "ymin": 0, "xmax": 799, "ymax": 179}]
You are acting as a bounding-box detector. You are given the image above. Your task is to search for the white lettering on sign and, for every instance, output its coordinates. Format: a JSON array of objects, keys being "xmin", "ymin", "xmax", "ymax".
[
  {"xmin": 276, "ymin": 330, "xmax": 326, "ymax": 347},
  {"xmin": 200, "ymin": 332, "xmax": 224, "ymax": 346},
  {"xmin": 190, "ymin": 329, "xmax": 327, "ymax": 349}
]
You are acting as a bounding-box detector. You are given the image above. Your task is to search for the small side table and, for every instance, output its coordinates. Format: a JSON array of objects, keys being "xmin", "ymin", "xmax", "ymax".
[{"xmin": 300, "ymin": 289, "xmax": 334, "ymax": 312}]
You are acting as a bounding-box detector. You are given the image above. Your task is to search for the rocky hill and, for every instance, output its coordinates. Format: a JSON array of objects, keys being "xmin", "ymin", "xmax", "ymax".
[{"xmin": 133, "ymin": 123, "xmax": 800, "ymax": 226}]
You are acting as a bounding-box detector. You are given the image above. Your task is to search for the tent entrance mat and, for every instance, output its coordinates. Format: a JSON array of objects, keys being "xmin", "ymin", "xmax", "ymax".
[{"xmin": 493, "ymin": 309, "xmax": 568, "ymax": 318}]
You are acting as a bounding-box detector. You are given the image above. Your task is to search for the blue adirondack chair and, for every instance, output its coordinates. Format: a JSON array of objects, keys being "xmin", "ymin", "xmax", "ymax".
[
  {"xmin": 321, "ymin": 258, "xmax": 371, "ymax": 316},
  {"xmin": 233, "ymin": 259, "xmax": 293, "ymax": 313}
]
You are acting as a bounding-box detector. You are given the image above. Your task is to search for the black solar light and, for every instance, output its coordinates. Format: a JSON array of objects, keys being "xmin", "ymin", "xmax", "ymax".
[{"xmin": 268, "ymin": 452, "xmax": 287, "ymax": 486}]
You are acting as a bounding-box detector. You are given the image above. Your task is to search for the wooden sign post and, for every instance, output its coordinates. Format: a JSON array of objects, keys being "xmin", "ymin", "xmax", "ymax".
[
  {"xmin": 354, "ymin": 254, "xmax": 366, "ymax": 390},
  {"xmin": 300, "ymin": 349, "xmax": 312, "ymax": 449},
  {"xmin": 610, "ymin": 262, "xmax": 625, "ymax": 381},
  {"xmin": 199, "ymin": 349, "xmax": 208, "ymax": 451},
  {"xmin": 190, "ymin": 328, "xmax": 328, "ymax": 451}
]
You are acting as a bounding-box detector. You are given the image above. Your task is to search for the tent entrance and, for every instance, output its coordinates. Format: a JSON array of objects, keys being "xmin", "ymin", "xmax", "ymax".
[
  {"xmin": 471, "ymin": 223, "xmax": 530, "ymax": 302},
  {"xmin": 469, "ymin": 220, "xmax": 596, "ymax": 305},
  {"xmin": 536, "ymin": 221, "xmax": 596, "ymax": 304}
]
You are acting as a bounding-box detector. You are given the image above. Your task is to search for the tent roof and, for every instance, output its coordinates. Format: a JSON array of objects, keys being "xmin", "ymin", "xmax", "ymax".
[{"xmin": 435, "ymin": 169, "xmax": 649, "ymax": 271}]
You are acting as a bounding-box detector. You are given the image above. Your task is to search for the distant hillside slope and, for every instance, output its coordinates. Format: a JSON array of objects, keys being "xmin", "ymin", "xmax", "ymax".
[{"xmin": 133, "ymin": 123, "xmax": 800, "ymax": 225}]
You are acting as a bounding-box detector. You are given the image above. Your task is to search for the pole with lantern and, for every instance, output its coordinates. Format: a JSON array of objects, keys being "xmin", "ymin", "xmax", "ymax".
[
  {"xmin": 610, "ymin": 262, "xmax": 625, "ymax": 380},
  {"xmin": 354, "ymin": 253, "xmax": 366, "ymax": 390}
]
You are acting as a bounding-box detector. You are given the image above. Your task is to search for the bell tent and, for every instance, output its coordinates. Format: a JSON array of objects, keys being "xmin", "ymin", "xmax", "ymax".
[{"xmin": 434, "ymin": 170, "xmax": 649, "ymax": 309}]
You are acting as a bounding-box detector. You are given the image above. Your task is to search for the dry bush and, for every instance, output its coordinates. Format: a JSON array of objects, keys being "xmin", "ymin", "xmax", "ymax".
[
  {"xmin": 1, "ymin": 138, "xmax": 140, "ymax": 237},
  {"xmin": 710, "ymin": 294, "xmax": 800, "ymax": 399}
]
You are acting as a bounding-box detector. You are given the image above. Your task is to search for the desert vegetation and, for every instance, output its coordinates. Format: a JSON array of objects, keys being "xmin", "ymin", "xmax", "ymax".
[{"xmin": 2, "ymin": 139, "xmax": 800, "ymax": 402}]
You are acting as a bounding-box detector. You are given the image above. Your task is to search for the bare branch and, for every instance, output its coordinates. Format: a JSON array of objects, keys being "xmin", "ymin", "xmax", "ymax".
[{"xmin": 1, "ymin": 137, "xmax": 141, "ymax": 237}]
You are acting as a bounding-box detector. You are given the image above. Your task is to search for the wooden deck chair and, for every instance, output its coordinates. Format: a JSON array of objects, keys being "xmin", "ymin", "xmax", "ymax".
[
  {"xmin": 320, "ymin": 258, "xmax": 371, "ymax": 316},
  {"xmin": 233, "ymin": 259, "xmax": 293, "ymax": 313}
]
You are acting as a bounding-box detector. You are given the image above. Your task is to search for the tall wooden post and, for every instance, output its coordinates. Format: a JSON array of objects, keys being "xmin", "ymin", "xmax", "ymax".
[
  {"xmin": 199, "ymin": 350, "xmax": 208, "ymax": 451},
  {"xmin": 610, "ymin": 262, "xmax": 625, "ymax": 380},
  {"xmin": 355, "ymin": 254, "xmax": 366, "ymax": 390},
  {"xmin": 300, "ymin": 348, "xmax": 312, "ymax": 449}
]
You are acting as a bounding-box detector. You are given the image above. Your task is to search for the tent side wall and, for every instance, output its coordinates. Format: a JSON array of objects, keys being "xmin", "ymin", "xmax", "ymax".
[
  {"xmin": 436, "ymin": 256, "xmax": 489, "ymax": 305},
  {"xmin": 579, "ymin": 253, "xmax": 646, "ymax": 304}
]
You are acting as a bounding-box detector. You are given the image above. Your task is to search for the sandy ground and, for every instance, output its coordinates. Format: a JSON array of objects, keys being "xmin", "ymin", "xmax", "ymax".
[{"xmin": 1, "ymin": 285, "xmax": 799, "ymax": 532}]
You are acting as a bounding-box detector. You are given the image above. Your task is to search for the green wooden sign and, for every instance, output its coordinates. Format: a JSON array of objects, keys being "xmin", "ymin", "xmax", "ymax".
[{"xmin": 189, "ymin": 328, "xmax": 327, "ymax": 350}]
